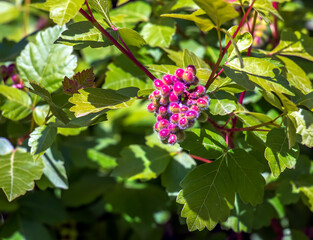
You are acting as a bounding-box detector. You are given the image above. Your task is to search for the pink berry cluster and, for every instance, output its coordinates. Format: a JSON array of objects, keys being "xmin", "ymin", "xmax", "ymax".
[
  {"xmin": 147, "ymin": 65, "xmax": 209, "ymax": 145},
  {"xmin": 1, "ymin": 64, "xmax": 24, "ymax": 89}
]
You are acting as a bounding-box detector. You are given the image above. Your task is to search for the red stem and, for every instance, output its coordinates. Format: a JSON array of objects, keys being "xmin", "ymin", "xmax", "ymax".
[
  {"xmin": 189, "ymin": 154, "xmax": 212, "ymax": 163},
  {"xmin": 205, "ymin": 0, "xmax": 256, "ymax": 89},
  {"xmin": 272, "ymin": 2, "xmax": 279, "ymax": 47},
  {"xmin": 79, "ymin": 8, "xmax": 156, "ymax": 81}
]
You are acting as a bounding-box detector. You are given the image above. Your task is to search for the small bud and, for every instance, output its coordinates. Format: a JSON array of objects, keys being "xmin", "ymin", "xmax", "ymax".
[
  {"xmin": 197, "ymin": 98, "xmax": 208, "ymax": 109},
  {"xmin": 198, "ymin": 112, "xmax": 208, "ymax": 123},
  {"xmin": 186, "ymin": 110, "xmax": 198, "ymax": 120},
  {"xmin": 162, "ymin": 74, "xmax": 172, "ymax": 85},
  {"xmin": 149, "ymin": 94, "xmax": 154, "ymax": 101},
  {"xmin": 170, "ymin": 113, "xmax": 179, "ymax": 123},
  {"xmin": 186, "ymin": 65, "xmax": 196, "ymax": 75},
  {"xmin": 183, "ymin": 70, "xmax": 195, "ymax": 84},
  {"xmin": 173, "ymin": 82, "xmax": 185, "ymax": 95},
  {"xmin": 175, "ymin": 68, "xmax": 184, "ymax": 79},
  {"xmin": 178, "ymin": 117, "xmax": 188, "ymax": 129},
  {"xmin": 160, "ymin": 97, "xmax": 169, "ymax": 106},
  {"xmin": 186, "ymin": 99, "xmax": 194, "ymax": 106},
  {"xmin": 168, "ymin": 123, "xmax": 178, "ymax": 133},
  {"xmin": 153, "ymin": 90, "xmax": 161, "ymax": 98},
  {"xmin": 7, "ymin": 63, "xmax": 16, "ymax": 75},
  {"xmin": 168, "ymin": 134, "xmax": 177, "ymax": 145},
  {"xmin": 169, "ymin": 92, "xmax": 179, "ymax": 103},
  {"xmin": 159, "ymin": 119, "xmax": 169, "ymax": 129},
  {"xmin": 147, "ymin": 103, "xmax": 156, "ymax": 113},
  {"xmin": 180, "ymin": 105, "xmax": 188, "ymax": 113},
  {"xmin": 161, "ymin": 85, "xmax": 170, "ymax": 97},
  {"xmin": 169, "ymin": 103, "xmax": 180, "ymax": 113},
  {"xmin": 152, "ymin": 98, "xmax": 159, "ymax": 107},
  {"xmin": 153, "ymin": 79, "xmax": 164, "ymax": 90},
  {"xmin": 158, "ymin": 106, "xmax": 167, "ymax": 116},
  {"xmin": 159, "ymin": 128, "xmax": 170, "ymax": 140}
]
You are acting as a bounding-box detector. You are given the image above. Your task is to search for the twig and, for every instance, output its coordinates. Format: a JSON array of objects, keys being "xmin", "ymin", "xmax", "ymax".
[{"xmin": 189, "ymin": 154, "xmax": 213, "ymax": 163}]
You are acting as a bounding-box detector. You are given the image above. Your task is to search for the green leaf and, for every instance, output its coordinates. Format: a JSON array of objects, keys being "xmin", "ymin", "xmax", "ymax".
[
  {"xmin": 277, "ymin": 56, "xmax": 312, "ymax": 94},
  {"xmin": 265, "ymin": 128, "xmax": 299, "ymax": 177},
  {"xmin": 33, "ymin": 105, "xmax": 50, "ymax": 126},
  {"xmin": 0, "ymin": 2, "xmax": 19, "ymax": 24},
  {"xmin": 111, "ymin": 145, "xmax": 172, "ymax": 180},
  {"xmin": 141, "ymin": 20, "xmax": 176, "ymax": 48},
  {"xmin": 137, "ymin": 88, "xmax": 154, "ymax": 97},
  {"xmin": 17, "ymin": 25, "xmax": 77, "ymax": 93},
  {"xmin": 42, "ymin": 0, "xmax": 85, "ymax": 26},
  {"xmin": 0, "ymin": 138, "xmax": 14, "ymax": 156},
  {"xmin": 161, "ymin": 10, "xmax": 215, "ymax": 32},
  {"xmin": 41, "ymin": 145, "xmax": 68, "ymax": 189},
  {"xmin": 286, "ymin": 116, "xmax": 297, "ymax": 149},
  {"xmin": 180, "ymin": 128, "xmax": 227, "ymax": 159},
  {"xmin": 0, "ymin": 38, "xmax": 28, "ymax": 62},
  {"xmin": 296, "ymin": 92, "xmax": 313, "ymax": 111},
  {"xmin": 104, "ymin": 63, "xmax": 152, "ymax": 90},
  {"xmin": 208, "ymin": 91, "xmax": 237, "ymax": 116},
  {"xmin": 163, "ymin": 48, "xmax": 184, "ymax": 67},
  {"xmin": 88, "ymin": 0, "xmax": 112, "ymax": 26},
  {"xmin": 87, "ymin": 149, "xmax": 117, "ymax": 169},
  {"xmin": 224, "ymin": 57, "xmax": 294, "ymax": 95},
  {"xmin": 193, "ymin": 0, "xmax": 239, "ymax": 27},
  {"xmin": 69, "ymin": 87, "xmax": 137, "ymax": 117},
  {"xmin": 225, "ymin": 26, "xmax": 253, "ymax": 60},
  {"xmin": 252, "ymin": 0, "xmax": 283, "ymax": 23},
  {"xmin": 0, "ymin": 85, "xmax": 32, "ymax": 121},
  {"xmin": 161, "ymin": 152, "xmax": 196, "ymax": 196},
  {"xmin": 270, "ymin": 30, "xmax": 313, "ymax": 62},
  {"xmin": 56, "ymin": 21, "xmax": 117, "ymax": 50},
  {"xmin": 0, "ymin": 151, "xmax": 44, "ymax": 201},
  {"xmin": 110, "ymin": 1, "xmax": 151, "ymax": 28},
  {"xmin": 227, "ymin": 149, "xmax": 265, "ymax": 205},
  {"xmin": 29, "ymin": 125, "xmax": 57, "ymax": 156},
  {"xmin": 298, "ymin": 186, "xmax": 313, "ymax": 212},
  {"xmin": 288, "ymin": 109, "xmax": 313, "ymax": 148},
  {"xmin": 183, "ymin": 49, "xmax": 210, "ymax": 69},
  {"xmin": 177, "ymin": 156, "xmax": 234, "ymax": 231},
  {"xmin": 118, "ymin": 28, "xmax": 146, "ymax": 48},
  {"xmin": 147, "ymin": 64, "xmax": 177, "ymax": 75}
]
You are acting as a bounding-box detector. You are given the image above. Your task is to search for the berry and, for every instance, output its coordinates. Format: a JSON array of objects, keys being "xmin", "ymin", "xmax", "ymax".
[
  {"xmin": 152, "ymin": 98, "xmax": 159, "ymax": 107},
  {"xmin": 171, "ymin": 75, "xmax": 179, "ymax": 83},
  {"xmin": 162, "ymin": 74, "xmax": 172, "ymax": 85},
  {"xmin": 153, "ymin": 90, "xmax": 161, "ymax": 99},
  {"xmin": 180, "ymin": 105, "xmax": 188, "ymax": 113},
  {"xmin": 173, "ymin": 82, "xmax": 185, "ymax": 95},
  {"xmin": 156, "ymin": 114, "xmax": 164, "ymax": 121},
  {"xmin": 159, "ymin": 106, "xmax": 167, "ymax": 116},
  {"xmin": 161, "ymin": 85, "xmax": 170, "ymax": 97},
  {"xmin": 186, "ymin": 110, "xmax": 198, "ymax": 120},
  {"xmin": 190, "ymin": 105, "xmax": 199, "ymax": 112},
  {"xmin": 168, "ymin": 123, "xmax": 178, "ymax": 133},
  {"xmin": 154, "ymin": 122, "xmax": 160, "ymax": 132},
  {"xmin": 186, "ymin": 65, "xmax": 196, "ymax": 75},
  {"xmin": 147, "ymin": 103, "xmax": 156, "ymax": 113},
  {"xmin": 169, "ymin": 103, "xmax": 180, "ymax": 113},
  {"xmin": 175, "ymin": 68, "xmax": 184, "ymax": 79},
  {"xmin": 192, "ymin": 77, "xmax": 199, "ymax": 85},
  {"xmin": 169, "ymin": 92, "xmax": 179, "ymax": 103},
  {"xmin": 197, "ymin": 98, "xmax": 208, "ymax": 109},
  {"xmin": 160, "ymin": 97, "xmax": 169, "ymax": 106},
  {"xmin": 195, "ymin": 85, "xmax": 206, "ymax": 96},
  {"xmin": 178, "ymin": 117, "xmax": 188, "ymax": 129},
  {"xmin": 159, "ymin": 128, "xmax": 170, "ymax": 140},
  {"xmin": 183, "ymin": 70, "xmax": 195, "ymax": 84},
  {"xmin": 153, "ymin": 79, "xmax": 164, "ymax": 90},
  {"xmin": 168, "ymin": 134, "xmax": 177, "ymax": 145},
  {"xmin": 170, "ymin": 113, "xmax": 179, "ymax": 123},
  {"xmin": 159, "ymin": 119, "xmax": 169, "ymax": 129}
]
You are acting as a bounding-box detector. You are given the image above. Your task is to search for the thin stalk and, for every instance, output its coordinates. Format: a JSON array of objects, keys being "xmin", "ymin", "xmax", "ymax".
[
  {"xmin": 205, "ymin": 0, "xmax": 256, "ymax": 89},
  {"xmin": 247, "ymin": 10, "xmax": 258, "ymax": 56},
  {"xmin": 272, "ymin": 2, "xmax": 279, "ymax": 47},
  {"xmin": 189, "ymin": 154, "xmax": 213, "ymax": 163},
  {"xmin": 79, "ymin": 8, "xmax": 156, "ymax": 81}
]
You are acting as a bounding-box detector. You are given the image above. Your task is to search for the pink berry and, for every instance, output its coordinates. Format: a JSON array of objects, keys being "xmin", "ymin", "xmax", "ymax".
[
  {"xmin": 154, "ymin": 122, "xmax": 160, "ymax": 132},
  {"xmin": 159, "ymin": 106, "xmax": 167, "ymax": 116},
  {"xmin": 147, "ymin": 103, "xmax": 156, "ymax": 113},
  {"xmin": 171, "ymin": 75, "xmax": 179, "ymax": 83},
  {"xmin": 159, "ymin": 119, "xmax": 169, "ymax": 129},
  {"xmin": 170, "ymin": 113, "xmax": 179, "ymax": 123},
  {"xmin": 162, "ymin": 74, "xmax": 172, "ymax": 85},
  {"xmin": 197, "ymin": 98, "xmax": 208, "ymax": 109},
  {"xmin": 190, "ymin": 105, "xmax": 199, "ymax": 112},
  {"xmin": 161, "ymin": 85, "xmax": 170, "ymax": 97},
  {"xmin": 179, "ymin": 117, "xmax": 188, "ymax": 129},
  {"xmin": 11, "ymin": 74, "xmax": 20, "ymax": 84},
  {"xmin": 169, "ymin": 103, "xmax": 180, "ymax": 113},
  {"xmin": 159, "ymin": 128, "xmax": 170, "ymax": 140},
  {"xmin": 175, "ymin": 68, "xmax": 184, "ymax": 79},
  {"xmin": 195, "ymin": 85, "xmax": 206, "ymax": 96},
  {"xmin": 183, "ymin": 70, "xmax": 195, "ymax": 84},
  {"xmin": 168, "ymin": 134, "xmax": 177, "ymax": 145},
  {"xmin": 186, "ymin": 65, "xmax": 196, "ymax": 75},
  {"xmin": 153, "ymin": 79, "xmax": 164, "ymax": 90},
  {"xmin": 169, "ymin": 92, "xmax": 179, "ymax": 103},
  {"xmin": 160, "ymin": 97, "xmax": 169, "ymax": 106},
  {"xmin": 156, "ymin": 114, "xmax": 164, "ymax": 121},
  {"xmin": 153, "ymin": 90, "xmax": 161, "ymax": 98},
  {"xmin": 173, "ymin": 82, "xmax": 185, "ymax": 95},
  {"xmin": 180, "ymin": 105, "xmax": 188, "ymax": 113},
  {"xmin": 168, "ymin": 123, "xmax": 178, "ymax": 133},
  {"xmin": 186, "ymin": 110, "xmax": 198, "ymax": 120}
]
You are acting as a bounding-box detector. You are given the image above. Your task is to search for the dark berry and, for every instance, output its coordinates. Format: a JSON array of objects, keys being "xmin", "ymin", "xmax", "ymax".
[{"xmin": 186, "ymin": 65, "xmax": 196, "ymax": 75}]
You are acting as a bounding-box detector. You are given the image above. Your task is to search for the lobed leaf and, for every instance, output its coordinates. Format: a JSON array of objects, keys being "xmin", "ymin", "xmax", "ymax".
[
  {"xmin": 63, "ymin": 68, "xmax": 95, "ymax": 95},
  {"xmin": 29, "ymin": 125, "xmax": 57, "ymax": 157}
]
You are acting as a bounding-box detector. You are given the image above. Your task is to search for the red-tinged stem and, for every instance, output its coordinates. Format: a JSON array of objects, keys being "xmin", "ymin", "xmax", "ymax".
[
  {"xmin": 189, "ymin": 154, "xmax": 213, "ymax": 163},
  {"xmin": 79, "ymin": 8, "xmax": 156, "ymax": 81},
  {"xmin": 205, "ymin": 0, "xmax": 256, "ymax": 89},
  {"xmin": 247, "ymin": 10, "xmax": 258, "ymax": 56},
  {"xmin": 272, "ymin": 2, "xmax": 279, "ymax": 47}
]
